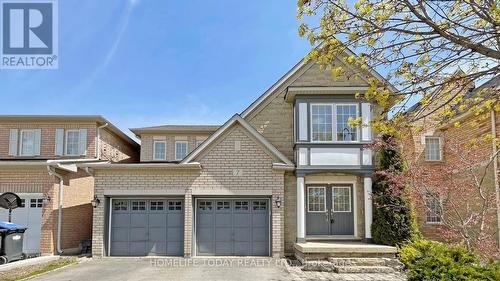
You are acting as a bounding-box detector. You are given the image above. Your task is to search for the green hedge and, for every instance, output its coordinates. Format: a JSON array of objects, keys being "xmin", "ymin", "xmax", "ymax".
[{"xmin": 399, "ymin": 240, "xmax": 500, "ymax": 281}]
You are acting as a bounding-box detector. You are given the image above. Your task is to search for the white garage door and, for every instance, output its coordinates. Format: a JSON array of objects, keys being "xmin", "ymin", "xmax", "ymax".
[{"xmin": 0, "ymin": 194, "xmax": 43, "ymax": 254}]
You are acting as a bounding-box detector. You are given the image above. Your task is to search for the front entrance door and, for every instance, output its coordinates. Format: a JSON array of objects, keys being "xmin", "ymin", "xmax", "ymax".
[{"xmin": 306, "ymin": 185, "xmax": 354, "ymax": 236}]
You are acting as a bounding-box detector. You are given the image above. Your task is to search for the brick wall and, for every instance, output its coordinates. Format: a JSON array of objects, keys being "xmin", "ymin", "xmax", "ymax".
[
  {"xmin": 92, "ymin": 124, "xmax": 286, "ymax": 257},
  {"xmin": 99, "ymin": 128, "xmax": 138, "ymax": 162},
  {"xmin": 139, "ymin": 133, "xmax": 211, "ymax": 162},
  {"xmin": 0, "ymin": 122, "xmax": 97, "ymax": 159}
]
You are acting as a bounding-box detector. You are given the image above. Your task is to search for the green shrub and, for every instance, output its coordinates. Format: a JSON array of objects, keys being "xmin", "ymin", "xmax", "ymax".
[
  {"xmin": 399, "ymin": 240, "xmax": 500, "ymax": 281},
  {"xmin": 371, "ymin": 135, "xmax": 420, "ymax": 246}
]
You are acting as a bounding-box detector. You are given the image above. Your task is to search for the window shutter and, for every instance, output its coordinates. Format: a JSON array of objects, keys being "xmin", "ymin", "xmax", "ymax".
[
  {"xmin": 361, "ymin": 103, "xmax": 372, "ymax": 141},
  {"xmin": 79, "ymin": 129, "xmax": 87, "ymax": 156},
  {"xmin": 55, "ymin": 129, "xmax": 64, "ymax": 156},
  {"xmin": 33, "ymin": 129, "xmax": 41, "ymax": 156},
  {"xmin": 8, "ymin": 129, "xmax": 18, "ymax": 156}
]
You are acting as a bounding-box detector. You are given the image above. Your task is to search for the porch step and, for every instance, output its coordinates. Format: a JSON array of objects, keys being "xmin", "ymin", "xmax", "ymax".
[{"xmin": 336, "ymin": 266, "xmax": 395, "ymax": 274}]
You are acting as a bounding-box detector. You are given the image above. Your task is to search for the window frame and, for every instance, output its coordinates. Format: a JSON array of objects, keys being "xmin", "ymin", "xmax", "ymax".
[
  {"xmin": 152, "ymin": 139, "xmax": 167, "ymax": 161},
  {"xmin": 334, "ymin": 103, "xmax": 359, "ymax": 143},
  {"xmin": 307, "ymin": 186, "xmax": 327, "ymax": 213},
  {"xmin": 175, "ymin": 140, "xmax": 188, "ymax": 161},
  {"xmin": 424, "ymin": 136, "xmax": 442, "ymax": 162},
  {"xmin": 425, "ymin": 194, "xmax": 443, "ymax": 224},
  {"xmin": 310, "ymin": 103, "xmax": 334, "ymax": 143},
  {"xmin": 65, "ymin": 129, "xmax": 80, "ymax": 156},
  {"xmin": 19, "ymin": 129, "xmax": 36, "ymax": 156},
  {"xmin": 332, "ymin": 186, "xmax": 352, "ymax": 213}
]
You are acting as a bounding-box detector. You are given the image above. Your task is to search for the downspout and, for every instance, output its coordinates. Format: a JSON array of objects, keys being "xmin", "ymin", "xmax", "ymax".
[
  {"xmin": 47, "ymin": 166, "xmax": 64, "ymax": 254},
  {"xmin": 96, "ymin": 123, "xmax": 109, "ymax": 159},
  {"xmin": 491, "ymin": 110, "xmax": 500, "ymax": 249}
]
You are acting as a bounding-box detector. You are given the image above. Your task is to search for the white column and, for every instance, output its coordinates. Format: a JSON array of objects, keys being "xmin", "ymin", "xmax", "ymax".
[
  {"xmin": 364, "ymin": 177, "xmax": 373, "ymax": 241},
  {"xmin": 296, "ymin": 176, "xmax": 306, "ymax": 243}
]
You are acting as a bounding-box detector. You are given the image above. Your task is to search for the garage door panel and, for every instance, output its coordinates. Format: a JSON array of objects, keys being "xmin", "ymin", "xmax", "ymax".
[
  {"xmin": 149, "ymin": 228, "xmax": 166, "ymax": 241},
  {"xmin": 112, "ymin": 214, "xmax": 130, "ymax": 226},
  {"xmin": 148, "ymin": 214, "xmax": 166, "ymax": 226},
  {"xmin": 110, "ymin": 199, "xmax": 184, "ymax": 257},
  {"xmin": 166, "ymin": 242, "xmax": 183, "ymax": 255},
  {"xmin": 130, "ymin": 214, "xmax": 148, "ymax": 227},
  {"xmin": 234, "ymin": 228, "xmax": 250, "ymax": 241},
  {"xmin": 195, "ymin": 198, "xmax": 269, "ymax": 256},
  {"xmin": 129, "ymin": 228, "xmax": 147, "ymax": 241},
  {"xmin": 234, "ymin": 242, "xmax": 250, "ymax": 255},
  {"xmin": 215, "ymin": 242, "xmax": 232, "ymax": 255},
  {"xmin": 215, "ymin": 227, "xmax": 232, "ymax": 240},
  {"xmin": 111, "ymin": 242, "xmax": 129, "ymax": 255},
  {"xmin": 167, "ymin": 214, "xmax": 183, "ymax": 227},
  {"xmin": 111, "ymin": 227, "xmax": 129, "ymax": 241},
  {"xmin": 130, "ymin": 242, "xmax": 147, "ymax": 255}
]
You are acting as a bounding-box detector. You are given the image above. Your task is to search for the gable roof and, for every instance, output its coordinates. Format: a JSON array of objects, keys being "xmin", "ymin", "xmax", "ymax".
[
  {"xmin": 240, "ymin": 49, "xmax": 397, "ymax": 118},
  {"xmin": 181, "ymin": 114, "xmax": 294, "ymax": 166}
]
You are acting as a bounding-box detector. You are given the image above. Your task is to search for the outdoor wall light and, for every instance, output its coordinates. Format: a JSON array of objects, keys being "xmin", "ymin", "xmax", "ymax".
[
  {"xmin": 42, "ymin": 194, "xmax": 51, "ymax": 204},
  {"xmin": 91, "ymin": 195, "xmax": 101, "ymax": 208},
  {"xmin": 275, "ymin": 196, "xmax": 282, "ymax": 208}
]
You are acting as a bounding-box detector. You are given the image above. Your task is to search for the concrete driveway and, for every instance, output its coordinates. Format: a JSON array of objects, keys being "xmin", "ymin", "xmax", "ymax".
[{"xmin": 30, "ymin": 257, "xmax": 292, "ymax": 281}]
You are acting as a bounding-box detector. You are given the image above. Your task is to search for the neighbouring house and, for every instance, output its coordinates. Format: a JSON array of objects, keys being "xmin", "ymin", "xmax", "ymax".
[
  {"xmin": 406, "ymin": 75, "xmax": 499, "ymax": 249},
  {"xmin": 81, "ymin": 51, "xmax": 399, "ymax": 259},
  {"xmin": 0, "ymin": 116, "xmax": 139, "ymax": 256}
]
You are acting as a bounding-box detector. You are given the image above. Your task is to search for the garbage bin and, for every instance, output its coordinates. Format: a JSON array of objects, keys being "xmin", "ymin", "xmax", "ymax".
[{"xmin": 0, "ymin": 221, "xmax": 27, "ymax": 264}]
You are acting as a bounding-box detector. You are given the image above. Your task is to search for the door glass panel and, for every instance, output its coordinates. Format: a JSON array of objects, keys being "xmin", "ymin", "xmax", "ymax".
[
  {"xmin": 216, "ymin": 201, "xmax": 230, "ymax": 211},
  {"xmin": 252, "ymin": 200, "xmax": 267, "ymax": 211},
  {"xmin": 332, "ymin": 187, "xmax": 351, "ymax": 212},
  {"xmin": 113, "ymin": 200, "xmax": 128, "ymax": 211},
  {"xmin": 234, "ymin": 201, "xmax": 249, "ymax": 211},
  {"xmin": 308, "ymin": 187, "xmax": 326, "ymax": 212},
  {"xmin": 131, "ymin": 201, "xmax": 146, "ymax": 211},
  {"xmin": 199, "ymin": 201, "xmax": 212, "ymax": 211},
  {"xmin": 168, "ymin": 200, "xmax": 182, "ymax": 211},
  {"xmin": 150, "ymin": 201, "xmax": 164, "ymax": 211}
]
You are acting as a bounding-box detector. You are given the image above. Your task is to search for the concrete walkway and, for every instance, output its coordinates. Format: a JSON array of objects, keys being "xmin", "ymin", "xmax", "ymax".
[{"xmin": 29, "ymin": 257, "xmax": 406, "ymax": 281}]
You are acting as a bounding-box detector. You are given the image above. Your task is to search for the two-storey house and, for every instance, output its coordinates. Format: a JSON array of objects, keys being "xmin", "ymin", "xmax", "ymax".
[
  {"xmin": 83, "ymin": 51, "xmax": 398, "ymax": 260},
  {"xmin": 406, "ymin": 75, "xmax": 499, "ymax": 249},
  {"xmin": 0, "ymin": 116, "xmax": 138, "ymax": 257}
]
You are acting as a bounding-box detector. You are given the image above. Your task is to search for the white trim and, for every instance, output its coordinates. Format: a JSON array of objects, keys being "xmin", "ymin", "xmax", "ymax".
[
  {"xmin": 175, "ymin": 140, "xmax": 189, "ymax": 161},
  {"xmin": 310, "ymin": 103, "xmax": 334, "ymax": 142},
  {"xmin": 107, "ymin": 197, "xmax": 113, "ymax": 257},
  {"xmin": 331, "ymin": 186, "xmax": 352, "ymax": 213},
  {"xmin": 181, "ymin": 114, "xmax": 293, "ymax": 166},
  {"xmin": 19, "ymin": 129, "xmax": 35, "ymax": 156},
  {"xmin": 103, "ymin": 189, "xmax": 185, "ymax": 196},
  {"xmin": 65, "ymin": 129, "xmax": 80, "ymax": 156},
  {"xmin": 152, "ymin": 139, "xmax": 167, "ymax": 161},
  {"xmin": 307, "ymin": 186, "xmax": 326, "ymax": 213}
]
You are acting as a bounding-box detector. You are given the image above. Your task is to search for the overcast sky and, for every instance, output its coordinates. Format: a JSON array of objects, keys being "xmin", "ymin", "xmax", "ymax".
[{"xmin": 0, "ymin": 0, "xmax": 314, "ymax": 137}]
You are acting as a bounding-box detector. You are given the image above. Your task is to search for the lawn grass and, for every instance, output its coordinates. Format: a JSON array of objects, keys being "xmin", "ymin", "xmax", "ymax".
[{"xmin": 0, "ymin": 257, "xmax": 77, "ymax": 281}]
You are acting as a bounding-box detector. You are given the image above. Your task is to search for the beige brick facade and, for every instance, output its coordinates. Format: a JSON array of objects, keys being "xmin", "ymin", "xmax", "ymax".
[{"xmin": 92, "ymin": 124, "xmax": 286, "ymax": 257}]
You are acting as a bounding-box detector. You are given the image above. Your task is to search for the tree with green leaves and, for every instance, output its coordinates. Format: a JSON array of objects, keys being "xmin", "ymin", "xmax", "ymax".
[{"xmin": 297, "ymin": 0, "xmax": 499, "ymax": 134}]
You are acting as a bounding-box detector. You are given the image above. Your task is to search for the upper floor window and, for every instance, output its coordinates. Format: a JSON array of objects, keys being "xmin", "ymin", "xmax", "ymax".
[
  {"xmin": 20, "ymin": 130, "xmax": 35, "ymax": 156},
  {"xmin": 425, "ymin": 137, "xmax": 442, "ymax": 161},
  {"xmin": 175, "ymin": 141, "xmax": 188, "ymax": 160},
  {"xmin": 311, "ymin": 104, "xmax": 333, "ymax": 142},
  {"xmin": 336, "ymin": 104, "xmax": 358, "ymax": 142},
  {"xmin": 65, "ymin": 130, "xmax": 80, "ymax": 156},
  {"xmin": 153, "ymin": 140, "xmax": 166, "ymax": 160},
  {"xmin": 425, "ymin": 194, "xmax": 442, "ymax": 224},
  {"xmin": 310, "ymin": 103, "xmax": 359, "ymax": 142}
]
